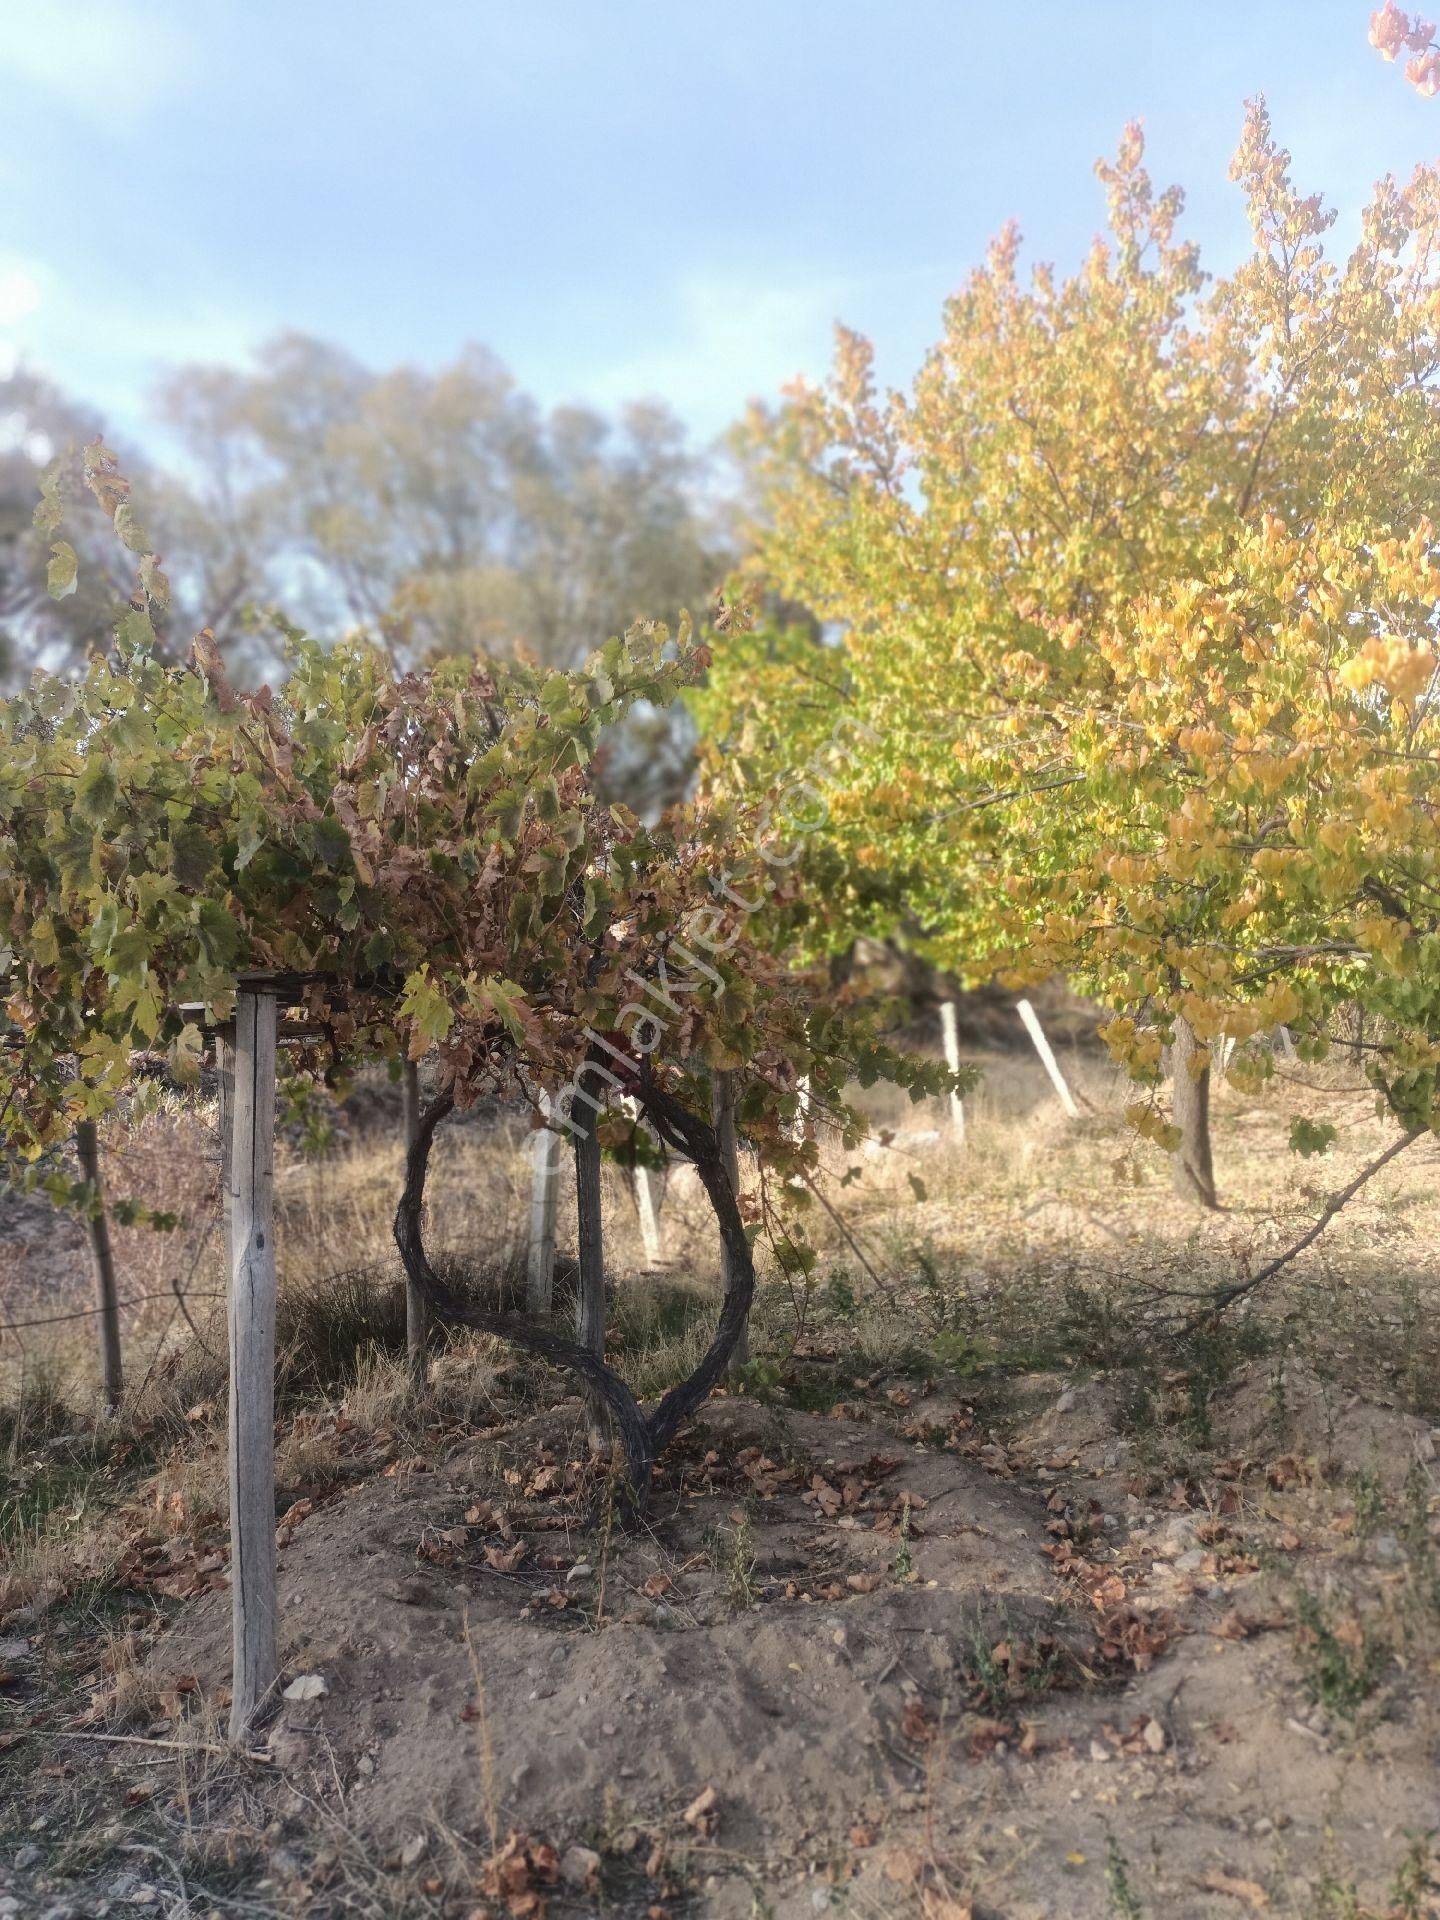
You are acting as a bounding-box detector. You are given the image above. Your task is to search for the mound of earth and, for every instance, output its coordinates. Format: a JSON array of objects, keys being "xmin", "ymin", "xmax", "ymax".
[
  {"xmin": 156, "ymin": 1401, "xmax": 1075, "ymax": 1857},
  {"xmin": 8, "ymin": 1385, "xmax": 1440, "ymax": 1917}
]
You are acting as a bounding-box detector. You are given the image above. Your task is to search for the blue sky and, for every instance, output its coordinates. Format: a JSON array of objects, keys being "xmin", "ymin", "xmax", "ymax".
[{"xmin": 2, "ymin": 1, "xmax": 1437, "ymax": 452}]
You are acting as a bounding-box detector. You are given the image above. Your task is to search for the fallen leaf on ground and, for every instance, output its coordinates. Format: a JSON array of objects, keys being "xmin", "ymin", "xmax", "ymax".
[
  {"xmin": 1196, "ymin": 1868, "xmax": 1269, "ymax": 1908},
  {"xmin": 683, "ymin": 1785, "xmax": 717, "ymax": 1834}
]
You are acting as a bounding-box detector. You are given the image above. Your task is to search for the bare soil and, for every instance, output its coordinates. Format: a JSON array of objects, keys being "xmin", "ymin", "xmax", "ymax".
[{"xmin": 4, "ymin": 1370, "xmax": 1438, "ymax": 1919}]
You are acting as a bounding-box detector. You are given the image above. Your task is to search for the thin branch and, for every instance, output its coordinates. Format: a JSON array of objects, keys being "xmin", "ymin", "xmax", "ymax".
[{"xmin": 1185, "ymin": 1128, "xmax": 1425, "ymax": 1324}]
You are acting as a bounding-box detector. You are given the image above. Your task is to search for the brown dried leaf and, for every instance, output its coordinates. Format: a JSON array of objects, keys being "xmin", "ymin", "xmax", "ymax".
[{"xmin": 1195, "ymin": 1867, "xmax": 1269, "ymax": 1908}]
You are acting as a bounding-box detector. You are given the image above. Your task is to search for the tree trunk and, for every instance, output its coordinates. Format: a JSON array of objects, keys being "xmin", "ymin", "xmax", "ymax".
[
  {"xmin": 573, "ymin": 1103, "xmax": 608, "ymax": 1453},
  {"xmin": 75, "ymin": 1120, "xmax": 122, "ymax": 1413},
  {"xmin": 712, "ymin": 1072, "xmax": 748, "ymax": 1375},
  {"xmin": 1171, "ymin": 1016, "xmax": 1218, "ymax": 1209},
  {"xmin": 401, "ymin": 1060, "xmax": 428, "ymax": 1387},
  {"xmin": 395, "ymin": 1089, "xmax": 654, "ymax": 1502},
  {"xmin": 393, "ymin": 1077, "xmax": 759, "ymax": 1512}
]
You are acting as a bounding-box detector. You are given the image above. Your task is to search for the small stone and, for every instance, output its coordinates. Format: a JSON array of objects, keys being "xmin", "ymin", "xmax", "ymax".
[
  {"xmin": 1175, "ymin": 1549, "xmax": 1206, "ymax": 1573},
  {"xmin": 266, "ymin": 1726, "xmax": 313, "ymax": 1771},
  {"xmin": 1142, "ymin": 1718, "xmax": 1166, "ymax": 1753},
  {"xmin": 1374, "ymin": 1533, "xmax": 1401, "ymax": 1564},
  {"xmin": 560, "ymin": 1844, "xmax": 601, "ymax": 1889},
  {"xmin": 356, "ymin": 1753, "xmax": 374, "ymax": 1778},
  {"xmin": 14, "ymin": 1844, "xmax": 43, "ymax": 1871},
  {"xmin": 400, "ymin": 1835, "xmax": 427, "ymax": 1868},
  {"xmin": 1054, "ymin": 1388, "xmax": 1077, "ymax": 1415},
  {"xmin": 1253, "ymin": 1816, "xmax": 1274, "ymax": 1837},
  {"xmin": 1089, "ymin": 1739, "xmax": 1111, "ymax": 1763},
  {"xmin": 566, "ymin": 1562, "xmax": 593, "ymax": 1583},
  {"xmin": 281, "ymin": 1673, "xmax": 327, "ymax": 1703}
]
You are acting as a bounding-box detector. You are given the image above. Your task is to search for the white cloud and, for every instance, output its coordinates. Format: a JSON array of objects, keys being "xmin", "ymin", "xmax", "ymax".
[
  {"xmin": 0, "ymin": 1, "xmax": 193, "ymax": 115},
  {"xmin": 580, "ymin": 269, "xmax": 856, "ymax": 441},
  {"xmin": 0, "ymin": 266, "xmax": 41, "ymax": 329}
]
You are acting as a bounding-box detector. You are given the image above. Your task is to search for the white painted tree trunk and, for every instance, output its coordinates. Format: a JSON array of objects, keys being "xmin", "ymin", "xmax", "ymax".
[
  {"xmin": 634, "ymin": 1162, "xmax": 664, "ymax": 1267},
  {"xmin": 622, "ymin": 1097, "xmax": 665, "ymax": 1267},
  {"xmin": 226, "ymin": 988, "xmax": 279, "ymax": 1745},
  {"xmin": 526, "ymin": 1094, "xmax": 561, "ymax": 1316},
  {"xmin": 713, "ymin": 1071, "xmax": 748, "ymax": 1375},
  {"xmin": 938, "ymin": 1001, "xmax": 966, "ymax": 1144},
  {"xmin": 1016, "ymin": 999, "xmax": 1080, "ymax": 1119},
  {"xmin": 401, "ymin": 1059, "xmax": 428, "ymax": 1385}
]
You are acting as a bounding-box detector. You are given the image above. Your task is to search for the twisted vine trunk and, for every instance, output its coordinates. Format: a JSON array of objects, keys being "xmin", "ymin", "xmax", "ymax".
[
  {"xmin": 1171, "ymin": 1016, "xmax": 1218, "ymax": 1210},
  {"xmin": 392, "ymin": 1072, "xmax": 757, "ymax": 1509},
  {"xmin": 401, "ymin": 1060, "xmax": 428, "ymax": 1388}
]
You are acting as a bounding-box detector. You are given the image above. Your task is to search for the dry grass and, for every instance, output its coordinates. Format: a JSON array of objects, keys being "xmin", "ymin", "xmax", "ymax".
[
  {"xmin": 3, "ymin": 1042, "xmax": 1440, "ymax": 1917},
  {"xmin": 7, "ymin": 1040, "xmax": 1440, "ymax": 1467}
]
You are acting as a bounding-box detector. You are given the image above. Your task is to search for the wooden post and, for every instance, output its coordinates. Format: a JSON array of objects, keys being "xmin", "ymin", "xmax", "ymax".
[
  {"xmin": 401, "ymin": 1059, "xmax": 428, "ymax": 1386},
  {"xmin": 623, "ymin": 1097, "xmax": 665, "ymax": 1268},
  {"xmin": 526, "ymin": 1094, "xmax": 561, "ymax": 1316},
  {"xmin": 713, "ymin": 1071, "xmax": 748, "ymax": 1375},
  {"xmin": 573, "ymin": 1101, "xmax": 607, "ymax": 1451},
  {"xmin": 74, "ymin": 1120, "xmax": 122, "ymax": 1413},
  {"xmin": 227, "ymin": 988, "xmax": 279, "ymax": 1744},
  {"xmin": 634, "ymin": 1166, "xmax": 664, "ymax": 1268},
  {"xmin": 938, "ymin": 1002, "xmax": 966, "ymax": 1144},
  {"xmin": 1016, "ymin": 999, "xmax": 1080, "ymax": 1120}
]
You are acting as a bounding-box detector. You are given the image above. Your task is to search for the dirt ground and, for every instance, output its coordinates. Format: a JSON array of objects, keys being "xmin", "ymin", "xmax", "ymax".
[
  {"xmin": 3, "ymin": 1368, "xmax": 1439, "ymax": 1919},
  {"xmin": 4, "ymin": 1038, "xmax": 1440, "ymax": 1917}
]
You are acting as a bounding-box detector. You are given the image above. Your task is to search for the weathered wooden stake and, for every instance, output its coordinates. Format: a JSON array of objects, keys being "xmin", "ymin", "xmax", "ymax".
[
  {"xmin": 938, "ymin": 1002, "xmax": 966, "ymax": 1144},
  {"xmin": 622, "ymin": 1097, "xmax": 665, "ymax": 1268},
  {"xmin": 634, "ymin": 1169, "xmax": 664, "ymax": 1267},
  {"xmin": 226, "ymin": 988, "xmax": 279, "ymax": 1745},
  {"xmin": 573, "ymin": 1101, "xmax": 607, "ymax": 1451},
  {"xmin": 74, "ymin": 1120, "xmax": 122, "ymax": 1413},
  {"xmin": 1016, "ymin": 999, "xmax": 1080, "ymax": 1120},
  {"xmin": 526, "ymin": 1093, "xmax": 561, "ymax": 1316},
  {"xmin": 713, "ymin": 1071, "xmax": 749, "ymax": 1375},
  {"xmin": 401, "ymin": 1059, "xmax": 428, "ymax": 1386}
]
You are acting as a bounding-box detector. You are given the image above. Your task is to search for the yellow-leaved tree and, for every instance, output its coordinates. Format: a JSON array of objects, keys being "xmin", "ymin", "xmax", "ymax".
[{"xmin": 697, "ymin": 103, "xmax": 1440, "ymax": 1210}]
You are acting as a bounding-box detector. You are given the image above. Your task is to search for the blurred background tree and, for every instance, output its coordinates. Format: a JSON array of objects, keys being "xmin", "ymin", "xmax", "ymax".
[
  {"xmin": 2, "ymin": 336, "xmax": 741, "ymax": 810},
  {"xmin": 150, "ymin": 334, "xmax": 730, "ymax": 676}
]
